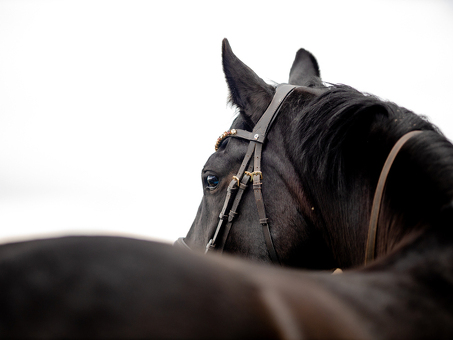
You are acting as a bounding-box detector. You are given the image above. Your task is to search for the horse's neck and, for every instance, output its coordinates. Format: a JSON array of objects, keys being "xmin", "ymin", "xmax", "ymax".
[
  {"xmin": 321, "ymin": 130, "xmax": 453, "ymax": 269},
  {"xmin": 373, "ymin": 132, "xmax": 453, "ymax": 261},
  {"xmin": 247, "ymin": 226, "xmax": 453, "ymax": 339},
  {"xmin": 312, "ymin": 227, "xmax": 453, "ymax": 339}
]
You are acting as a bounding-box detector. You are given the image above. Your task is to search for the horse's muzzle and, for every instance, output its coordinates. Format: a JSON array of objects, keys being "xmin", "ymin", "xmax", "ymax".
[{"xmin": 174, "ymin": 237, "xmax": 191, "ymax": 250}]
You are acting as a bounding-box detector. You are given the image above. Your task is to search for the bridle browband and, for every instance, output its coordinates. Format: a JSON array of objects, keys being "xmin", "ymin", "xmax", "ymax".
[
  {"xmin": 205, "ymin": 84, "xmax": 299, "ymax": 264},
  {"xmin": 177, "ymin": 84, "xmax": 423, "ymax": 267}
]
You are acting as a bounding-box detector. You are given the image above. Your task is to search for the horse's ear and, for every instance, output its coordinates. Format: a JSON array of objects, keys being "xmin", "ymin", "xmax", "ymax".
[
  {"xmin": 222, "ymin": 39, "xmax": 274, "ymax": 124},
  {"xmin": 289, "ymin": 48, "xmax": 321, "ymax": 86}
]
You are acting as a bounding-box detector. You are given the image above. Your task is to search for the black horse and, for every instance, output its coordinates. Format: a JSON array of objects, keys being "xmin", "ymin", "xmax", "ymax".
[
  {"xmin": 181, "ymin": 39, "xmax": 451, "ymax": 272},
  {"xmin": 1, "ymin": 39, "xmax": 453, "ymax": 338}
]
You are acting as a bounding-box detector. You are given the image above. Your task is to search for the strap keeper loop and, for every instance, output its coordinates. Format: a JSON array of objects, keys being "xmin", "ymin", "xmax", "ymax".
[
  {"xmin": 219, "ymin": 213, "xmax": 228, "ymax": 220},
  {"xmin": 228, "ymin": 210, "xmax": 238, "ymax": 222},
  {"xmin": 239, "ymin": 182, "xmax": 248, "ymax": 190},
  {"xmin": 259, "ymin": 218, "xmax": 268, "ymax": 225},
  {"xmin": 253, "ymin": 183, "xmax": 262, "ymax": 190}
]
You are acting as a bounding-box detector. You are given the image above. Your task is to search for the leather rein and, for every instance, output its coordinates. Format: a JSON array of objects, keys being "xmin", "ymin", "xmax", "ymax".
[
  {"xmin": 365, "ymin": 130, "xmax": 422, "ymax": 264},
  {"xmin": 177, "ymin": 84, "xmax": 422, "ymax": 266}
]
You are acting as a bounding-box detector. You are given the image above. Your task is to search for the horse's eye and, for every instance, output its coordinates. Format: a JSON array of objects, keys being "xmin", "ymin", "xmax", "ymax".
[{"xmin": 206, "ymin": 175, "xmax": 219, "ymax": 189}]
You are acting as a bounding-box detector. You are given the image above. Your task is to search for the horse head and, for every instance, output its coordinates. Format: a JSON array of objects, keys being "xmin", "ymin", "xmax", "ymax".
[
  {"xmin": 178, "ymin": 39, "xmax": 453, "ymax": 271},
  {"xmin": 178, "ymin": 39, "xmax": 334, "ymax": 269}
]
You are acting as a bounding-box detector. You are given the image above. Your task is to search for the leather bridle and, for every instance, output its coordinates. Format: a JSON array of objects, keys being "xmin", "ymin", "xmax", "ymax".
[
  {"xmin": 204, "ymin": 84, "xmax": 299, "ymax": 264},
  {"xmin": 175, "ymin": 84, "xmax": 300, "ymax": 263},
  {"xmin": 176, "ymin": 84, "xmax": 423, "ymax": 267}
]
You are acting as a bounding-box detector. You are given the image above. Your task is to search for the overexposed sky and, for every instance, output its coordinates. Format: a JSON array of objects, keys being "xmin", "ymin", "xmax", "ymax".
[{"xmin": 1, "ymin": 0, "xmax": 452, "ymax": 244}]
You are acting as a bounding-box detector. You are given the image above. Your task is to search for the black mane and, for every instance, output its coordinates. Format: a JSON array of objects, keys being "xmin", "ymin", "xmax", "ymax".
[
  {"xmin": 284, "ymin": 85, "xmax": 453, "ymax": 265},
  {"xmin": 291, "ymin": 85, "xmax": 439, "ymax": 181}
]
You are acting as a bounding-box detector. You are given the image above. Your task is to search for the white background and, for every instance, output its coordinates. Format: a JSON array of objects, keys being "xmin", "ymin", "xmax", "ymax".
[{"xmin": 1, "ymin": 0, "xmax": 452, "ymax": 244}]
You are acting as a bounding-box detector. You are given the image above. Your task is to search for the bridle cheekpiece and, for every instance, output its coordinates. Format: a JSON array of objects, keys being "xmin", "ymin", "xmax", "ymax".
[{"xmin": 203, "ymin": 84, "xmax": 299, "ymax": 264}]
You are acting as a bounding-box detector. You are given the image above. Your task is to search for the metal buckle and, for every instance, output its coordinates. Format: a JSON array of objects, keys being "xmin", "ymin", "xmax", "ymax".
[{"xmin": 244, "ymin": 171, "xmax": 263, "ymax": 181}]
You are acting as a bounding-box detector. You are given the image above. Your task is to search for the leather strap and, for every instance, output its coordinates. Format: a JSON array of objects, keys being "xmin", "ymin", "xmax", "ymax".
[
  {"xmin": 249, "ymin": 85, "xmax": 296, "ymax": 263},
  {"xmin": 216, "ymin": 165, "xmax": 253, "ymax": 252},
  {"xmin": 205, "ymin": 178, "xmax": 238, "ymax": 251},
  {"xmin": 364, "ymin": 130, "xmax": 422, "ymax": 265},
  {"xmin": 232, "ymin": 129, "xmax": 266, "ymax": 143},
  {"xmin": 252, "ymin": 142, "xmax": 280, "ymax": 264},
  {"xmin": 206, "ymin": 84, "xmax": 297, "ymax": 263},
  {"xmin": 206, "ymin": 143, "xmax": 255, "ymax": 252},
  {"xmin": 255, "ymin": 84, "xmax": 297, "ymax": 136}
]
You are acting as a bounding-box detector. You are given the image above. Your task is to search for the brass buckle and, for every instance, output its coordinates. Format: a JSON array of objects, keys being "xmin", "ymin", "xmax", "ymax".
[{"xmin": 244, "ymin": 171, "xmax": 263, "ymax": 181}]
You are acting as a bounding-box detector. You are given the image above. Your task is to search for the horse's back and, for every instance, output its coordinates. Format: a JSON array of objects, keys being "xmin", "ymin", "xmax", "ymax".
[{"xmin": 0, "ymin": 236, "xmax": 284, "ymax": 339}]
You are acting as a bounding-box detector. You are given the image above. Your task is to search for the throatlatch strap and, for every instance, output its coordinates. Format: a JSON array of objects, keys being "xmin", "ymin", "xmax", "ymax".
[
  {"xmin": 247, "ymin": 85, "xmax": 297, "ymax": 264},
  {"xmin": 365, "ymin": 130, "xmax": 422, "ymax": 265},
  {"xmin": 252, "ymin": 142, "xmax": 280, "ymax": 264}
]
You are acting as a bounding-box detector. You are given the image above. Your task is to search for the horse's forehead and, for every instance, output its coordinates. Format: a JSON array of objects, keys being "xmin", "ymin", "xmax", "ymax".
[{"xmin": 204, "ymin": 138, "xmax": 247, "ymax": 171}]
